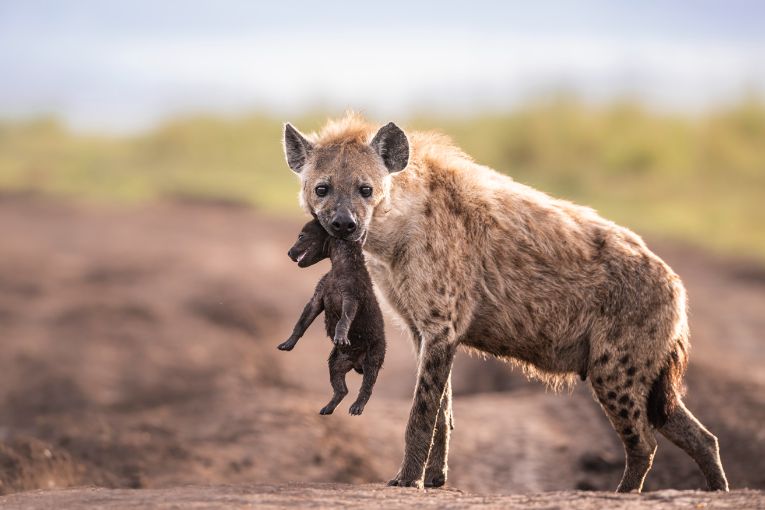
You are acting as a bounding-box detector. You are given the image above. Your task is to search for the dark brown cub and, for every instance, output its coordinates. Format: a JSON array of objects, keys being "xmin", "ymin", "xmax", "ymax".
[{"xmin": 278, "ymin": 219, "xmax": 386, "ymax": 415}]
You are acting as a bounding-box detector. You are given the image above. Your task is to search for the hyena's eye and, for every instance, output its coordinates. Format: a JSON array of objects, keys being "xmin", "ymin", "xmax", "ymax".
[
  {"xmin": 359, "ymin": 186, "xmax": 372, "ymax": 198},
  {"xmin": 298, "ymin": 234, "xmax": 305, "ymax": 240},
  {"xmin": 315, "ymin": 185, "xmax": 329, "ymax": 197}
]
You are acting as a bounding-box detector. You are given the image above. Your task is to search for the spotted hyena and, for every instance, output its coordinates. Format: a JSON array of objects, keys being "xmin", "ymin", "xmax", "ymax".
[{"xmin": 281, "ymin": 113, "xmax": 728, "ymax": 493}]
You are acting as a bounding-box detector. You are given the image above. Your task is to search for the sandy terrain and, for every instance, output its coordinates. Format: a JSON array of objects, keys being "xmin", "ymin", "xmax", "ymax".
[
  {"xmin": 0, "ymin": 194, "xmax": 764, "ymax": 506},
  {"xmin": 1, "ymin": 484, "xmax": 762, "ymax": 510}
]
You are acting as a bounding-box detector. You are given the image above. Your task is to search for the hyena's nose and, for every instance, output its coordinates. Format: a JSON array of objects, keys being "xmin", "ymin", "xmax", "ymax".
[{"xmin": 330, "ymin": 212, "xmax": 357, "ymax": 236}]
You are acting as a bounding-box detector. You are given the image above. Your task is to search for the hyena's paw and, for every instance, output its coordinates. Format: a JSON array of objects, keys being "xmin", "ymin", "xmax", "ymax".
[
  {"xmin": 424, "ymin": 472, "xmax": 446, "ymax": 488},
  {"xmin": 386, "ymin": 471, "xmax": 424, "ymax": 489},
  {"xmin": 424, "ymin": 454, "xmax": 448, "ymax": 487}
]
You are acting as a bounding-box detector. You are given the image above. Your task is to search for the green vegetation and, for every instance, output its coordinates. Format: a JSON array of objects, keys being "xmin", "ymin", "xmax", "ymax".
[{"xmin": 1, "ymin": 100, "xmax": 764, "ymax": 260}]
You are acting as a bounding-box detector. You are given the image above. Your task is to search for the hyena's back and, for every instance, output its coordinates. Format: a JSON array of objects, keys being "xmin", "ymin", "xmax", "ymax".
[{"xmin": 445, "ymin": 172, "xmax": 688, "ymax": 394}]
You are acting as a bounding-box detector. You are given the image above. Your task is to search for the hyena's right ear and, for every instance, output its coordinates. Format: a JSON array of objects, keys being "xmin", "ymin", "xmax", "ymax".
[{"xmin": 283, "ymin": 123, "xmax": 313, "ymax": 173}]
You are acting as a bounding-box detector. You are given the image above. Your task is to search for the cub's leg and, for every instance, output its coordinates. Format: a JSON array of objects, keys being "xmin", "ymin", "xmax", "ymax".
[
  {"xmin": 278, "ymin": 279, "xmax": 325, "ymax": 351},
  {"xmin": 333, "ymin": 298, "xmax": 358, "ymax": 346},
  {"xmin": 349, "ymin": 351, "xmax": 382, "ymax": 415},
  {"xmin": 320, "ymin": 347, "xmax": 354, "ymax": 415}
]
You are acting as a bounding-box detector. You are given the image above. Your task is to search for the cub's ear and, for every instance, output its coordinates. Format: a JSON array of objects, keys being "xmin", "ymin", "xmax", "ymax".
[
  {"xmin": 283, "ymin": 123, "xmax": 313, "ymax": 173},
  {"xmin": 370, "ymin": 122, "xmax": 409, "ymax": 173}
]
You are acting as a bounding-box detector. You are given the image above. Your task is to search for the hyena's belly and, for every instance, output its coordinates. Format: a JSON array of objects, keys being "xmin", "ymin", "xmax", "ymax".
[{"xmin": 461, "ymin": 305, "xmax": 590, "ymax": 377}]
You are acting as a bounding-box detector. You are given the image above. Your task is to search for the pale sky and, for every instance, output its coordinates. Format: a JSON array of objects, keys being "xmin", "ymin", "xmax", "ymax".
[{"xmin": 1, "ymin": 1, "xmax": 764, "ymax": 132}]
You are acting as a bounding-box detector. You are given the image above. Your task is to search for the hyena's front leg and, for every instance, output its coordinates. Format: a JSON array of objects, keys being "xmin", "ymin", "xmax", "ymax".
[
  {"xmin": 405, "ymin": 321, "xmax": 453, "ymax": 486},
  {"xmin": 388, "ymin": 327, "xmax": 457, "ymax": 488},
  {"xmin": 424, "ymin": 372, "xmax": 452, "ymax": 488}
]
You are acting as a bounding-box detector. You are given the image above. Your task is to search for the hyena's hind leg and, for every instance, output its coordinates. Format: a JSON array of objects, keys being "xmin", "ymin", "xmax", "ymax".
[
  {"xmin": 319, "ymin": 348, "xmax": 354, "ymax": 415},
  {"xmin": 590, "ymin": 353, "xmax": 658, "ymax": 493},
  {"xmin": 658, "ymin": 399, "xmax": 728, "ymax": 491}
]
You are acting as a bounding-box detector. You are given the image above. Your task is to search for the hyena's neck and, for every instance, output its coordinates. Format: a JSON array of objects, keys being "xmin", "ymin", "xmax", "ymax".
[{"xmin": 365, "ymin": 180, "xmax": 422, "ymax": 265}]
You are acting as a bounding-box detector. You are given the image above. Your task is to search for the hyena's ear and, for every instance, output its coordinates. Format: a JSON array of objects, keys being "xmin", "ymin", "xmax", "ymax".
[
  {"xmin": 370, "ymin": 122, "xmax": 409, "ymax": 173},
  {"xmin": 283, "ymin": 123, "xmax": 313, "ymax": 173}
]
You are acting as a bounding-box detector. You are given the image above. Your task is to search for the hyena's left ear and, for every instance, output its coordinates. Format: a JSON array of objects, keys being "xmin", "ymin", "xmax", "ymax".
[
  {"xmin": 370, "ymin": 122, "xmax": 409, "ymax": 173},
  {"xmin": 283, "ymin": 123, "xmax": 313, "ymax": 173}
]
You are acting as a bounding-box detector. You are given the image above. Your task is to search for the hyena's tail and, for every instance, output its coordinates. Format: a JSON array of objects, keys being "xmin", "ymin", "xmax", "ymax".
[{"xmin": 647, "ymin": 330, "xmax": 689, "ymax": 428}]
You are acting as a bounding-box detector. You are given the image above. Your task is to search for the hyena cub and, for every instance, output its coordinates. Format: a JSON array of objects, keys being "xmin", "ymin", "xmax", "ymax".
[{"xmin": 278, "ymin": 219, "xmax": 386, "ymax": 415}]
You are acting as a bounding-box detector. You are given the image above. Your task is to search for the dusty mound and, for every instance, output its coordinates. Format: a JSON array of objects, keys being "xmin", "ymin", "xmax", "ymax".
[{"xmin": 0, "ymin": 437, "xmax": 80, "ymax": 494}]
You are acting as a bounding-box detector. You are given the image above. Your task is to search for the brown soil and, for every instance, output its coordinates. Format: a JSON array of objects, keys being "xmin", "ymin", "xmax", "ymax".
[
  {"xmin": 1, "ymin": 484, "xmax": 762, "ymax": 509},
  {"xmin": 0, "ymin": 195, "xmax": 763, "ymax": 506}
]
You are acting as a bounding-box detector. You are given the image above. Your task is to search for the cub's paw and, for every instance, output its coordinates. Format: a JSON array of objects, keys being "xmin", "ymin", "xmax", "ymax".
[
  {"xmin": 319, "ymin": 405, "xmax": 335, "ymax": 415},
  {"xmin": 349, "ymin": 401, "xmax": 365, "ymax": 415},
  {"xmin": 333, "ymin": 333, "xmax": 350, "ymax": 346},
  {"xmin": 277, "ymin": 339, "xmax": 295, "ymax": 351}
]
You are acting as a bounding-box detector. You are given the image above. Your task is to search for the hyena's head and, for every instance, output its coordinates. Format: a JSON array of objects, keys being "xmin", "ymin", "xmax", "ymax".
[
  {"xmin": 287, "ymin": 219, "xmax": 329, "ymax": 268},
  {"xmin": 282, "ymin": 119, "xmax": 408, "ymax": 241}
]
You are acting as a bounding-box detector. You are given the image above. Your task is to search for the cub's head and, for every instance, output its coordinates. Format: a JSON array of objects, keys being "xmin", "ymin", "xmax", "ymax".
[
  {"xmin": 282, "ymin": 116, "xmax": 409, "ymax": 241},
  {"xmin": 288, "ymin": 219, "xmax": 330, "ymax": 268}
]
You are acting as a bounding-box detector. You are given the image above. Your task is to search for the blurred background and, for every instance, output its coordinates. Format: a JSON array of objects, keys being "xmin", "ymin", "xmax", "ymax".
[{"xmin": 0, "ymin": 0, "xmax": 763, "ymax": 496}]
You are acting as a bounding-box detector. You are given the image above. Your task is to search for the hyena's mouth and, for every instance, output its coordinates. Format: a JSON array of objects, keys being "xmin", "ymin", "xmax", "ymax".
[
  {"xmin": 348, "ymin": 231, "xmax": 366, "ymax": 243},
  {"xmin": 330, "ymin": 228, "xmax": 366, "ymax": 243},
  {"xmin": 318, "ymin": 215, "xmax": 365, "ymax": 242}
]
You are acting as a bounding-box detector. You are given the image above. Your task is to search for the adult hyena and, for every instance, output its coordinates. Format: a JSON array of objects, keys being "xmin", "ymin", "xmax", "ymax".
[{"xmin": 282, "ymin": 113, "xmax": 728, "ymax": 493}]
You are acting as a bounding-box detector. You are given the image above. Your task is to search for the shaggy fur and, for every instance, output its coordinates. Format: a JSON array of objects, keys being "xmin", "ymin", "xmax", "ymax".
[
  {"xmin": 278, "ymin": 219, "xmax": 386, "ymax": 416},
  {"xmin": 282, "ymin": 112, "xmax": 728, "ymax": 493}
]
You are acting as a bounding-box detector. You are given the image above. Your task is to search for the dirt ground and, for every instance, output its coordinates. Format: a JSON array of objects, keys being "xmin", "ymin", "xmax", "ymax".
[
  {"xmin": 0, "ymin": 194, "xmax": 764, "ymax": 506},
  {"xmin": 2, "ymin": 484, "xmax": 762, "ymax": 510}
]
